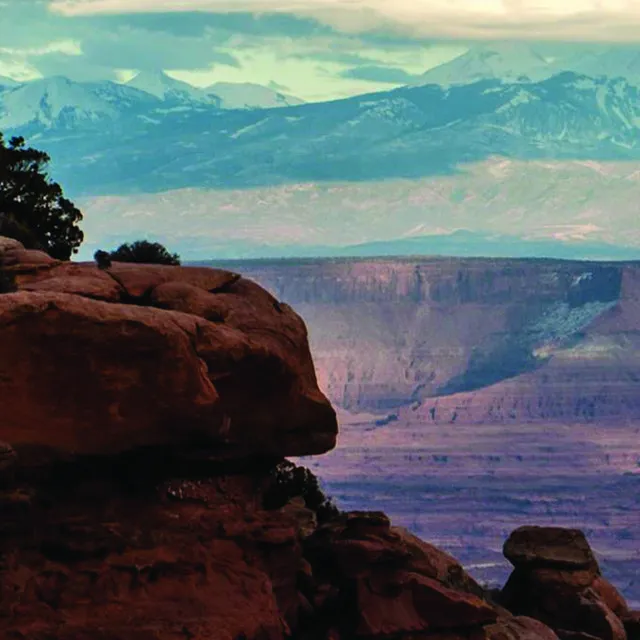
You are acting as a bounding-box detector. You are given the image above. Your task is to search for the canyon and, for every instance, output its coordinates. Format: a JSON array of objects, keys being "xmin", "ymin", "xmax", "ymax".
[
  {"xmin": 220, "ymin": 257, "xmax": 640, "ymax": 421},
  {"xmin": 0, "ymin": 236, "xmax": 612, "ymax": 640},
  {"xmin": 210, "ymin": 257, "xmax": 640, "ymax": 607},
  {"xmin": 1, "ymin": 239, "xmax": 639, "ymax": 638}
]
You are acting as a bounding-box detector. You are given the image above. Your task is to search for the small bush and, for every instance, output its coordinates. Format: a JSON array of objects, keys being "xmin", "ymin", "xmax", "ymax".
[
  {"xmin": 106, "ymin": 240, "xmax": 181, "ymax": 266},
  {"xmin": 264, "ymin": 460, "xmax": 339, "ymax": 524},
  {"xmin": 93, "ymin": 250, "xmax": 112, "ymax": 269}
]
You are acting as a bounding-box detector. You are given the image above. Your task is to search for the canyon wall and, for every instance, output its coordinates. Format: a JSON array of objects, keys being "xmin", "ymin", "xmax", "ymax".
[
  {"xmin": 10, "ymin": 238, "xmax": 636, "ymax": 640},
  {"xmin": 225, "ymin": 257, "xmax": 640, "ymax": 424}
]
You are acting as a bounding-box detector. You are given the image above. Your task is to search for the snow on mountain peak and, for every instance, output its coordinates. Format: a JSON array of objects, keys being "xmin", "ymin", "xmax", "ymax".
[
  {"xmin": 0, "ymin": 76, "xmax": 158, "ymax": 130},
  {"xmin": 124, "ymin": 70, "xmax": 206, "ymax": 102},
  {"xmin": 203, "ymin": 82, "xmax": 304, "ymax": 109},
  {"xmin": 415, "ymin": 43, "xmax": 640, "ymax": 89},
  {"xmin": 414, "ymin": 43, "xmax": 552, "ymax": 88}
]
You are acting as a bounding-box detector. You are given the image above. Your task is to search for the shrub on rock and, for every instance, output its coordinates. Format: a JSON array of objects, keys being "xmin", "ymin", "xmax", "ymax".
[
  {"xmin": 106, "ymin": 240, "xmax": 181, "ymax": 266},
  {"xmin": 264, "ymin": 460, "xmax": 339, "ymax": 523}
]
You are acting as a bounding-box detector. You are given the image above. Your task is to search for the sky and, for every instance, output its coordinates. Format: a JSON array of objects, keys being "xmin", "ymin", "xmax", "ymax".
[{"xmin": 2, "ymin": 0, "xmax": 640, "ymax": 101}]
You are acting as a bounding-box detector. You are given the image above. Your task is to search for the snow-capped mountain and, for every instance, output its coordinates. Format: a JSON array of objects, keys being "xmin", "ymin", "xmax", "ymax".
[
  {"xmin": 124, "ymin": 70, "xmax": 214, "ymax": 104},
  {"xmin": 0, "ymin": 74, "xmax": 305, "ymax": 131},
  {"xmin": 414, "ymin": 43, "xmax": 554, "ymax": 87},
  {"xmin": 14, "ymin": 71, "xmax": 640, "ymax": 196},
  {"xmin": 481, "ymin": 73, "xmax": 640, "ymax": 146},
  {"xmin": 124, "ymin": 72, "xmax": 304, "ymax": 109},
  {"xmin": 569, "ymin": 47, "xmax": 640, "ymax": 87},
  {"xmin": 0, "ymin": 76, "xmax": 159, "ymax": 131},
  {"xmin": 202, "ymin": 82, "xmax": 304, "ymax": 109},
  {"xmin": 416, "ymin": 43, "xmax": 640, "ymax": 88}
]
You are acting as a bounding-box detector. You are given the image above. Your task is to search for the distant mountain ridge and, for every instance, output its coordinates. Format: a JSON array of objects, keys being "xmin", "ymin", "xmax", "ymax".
[
  {"xmin": 6, "ymin": 70, "xmax": 640, "ymax": 195},
  {"xmin": 124, "ymin": 70, "xmax": 214, "ymax": 104},
  {"xmin": 414, "ymin": 42, "xmax": 640, "ymax": 87},
  {"xmin": 4, "ymin": 57, "xmax": 640, "ymax": 262},
  {"xmin": 0, "ymin": 76, "xmax": 158, "ymax": 131},
  {"xmin": 0, "ymin": 71, "xmax": 304, "ymax": 131}
]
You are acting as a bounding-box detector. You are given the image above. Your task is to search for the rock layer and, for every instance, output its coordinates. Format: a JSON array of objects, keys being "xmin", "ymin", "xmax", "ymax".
[
  {"xmin": 0, "ymin": 450, "xmax": 559, "ymax": 640},
  {"xmin": 232, "ymin": 257, "xmax": 640, "ymax": 424},
  {"xmin": 0, "ymin": 237, "xmax": 337, "ymax": 460}
]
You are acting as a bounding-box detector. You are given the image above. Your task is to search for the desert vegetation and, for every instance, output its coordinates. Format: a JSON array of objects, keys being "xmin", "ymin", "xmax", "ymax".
[
  {"xmin": 97, "ymin": 240, "xmax": 181, "ymax": 266},
  {"xmin": 264, "ymin": 460, "xmax": 339, "ymax": 524},
  {"xmin": 0, "ymin": 133, "xmax": 83, "ymax": 260}
]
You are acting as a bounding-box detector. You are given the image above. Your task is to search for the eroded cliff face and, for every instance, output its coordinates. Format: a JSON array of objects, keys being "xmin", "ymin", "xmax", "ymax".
[
  {"xmin": 0, "ymin": 238, "xmax": 337, "ymax": 461},
  {"xmin": 232, "ymin": 258, "xmax": 640, "ymax": 423},
  {"xmin": 1, "ymin": 238, "xmax": 638, "ymax": 640}
]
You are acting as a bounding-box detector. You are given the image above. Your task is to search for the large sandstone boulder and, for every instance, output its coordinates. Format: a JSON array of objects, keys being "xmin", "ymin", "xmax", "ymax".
[
  {"xmin": 500, "ymin": 527, "xmax": 630, "ymax": 640},
  {"xmin": 483, "ymin": 616, "xmax": 560, "ymax": 640},
  {"xmin": 0, "ymin": 239, "xmax": 337, "ymax": 460},
  {"xmin": 0, "ymin": 236, "xmax": 59, "ymax": 270},
  {"xmin": 504, "ymin": 527, "xmax": 598, "ymax": 571},
  {"xmin": 303, "ymin": 511, "xmax": 498, "ymax": 637}
]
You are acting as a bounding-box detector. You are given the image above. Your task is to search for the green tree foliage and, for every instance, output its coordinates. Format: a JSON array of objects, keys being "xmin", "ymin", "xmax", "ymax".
[
  {"xmin": 108, "ymin": 240, "xmax": 181, "ymax": 266},
  {"xmin": 264, "ymin": 460, "xmax": 339, "ymax": 524},
  {"xmin": 0, "ymin": 133, "xmax": 83, "ymax": 260}
]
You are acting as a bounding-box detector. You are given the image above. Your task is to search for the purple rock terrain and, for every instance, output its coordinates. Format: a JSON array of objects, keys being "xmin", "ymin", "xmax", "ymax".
[{"xmin": 219, "ymin": 257, "xmax": 640, "ymax": 606}]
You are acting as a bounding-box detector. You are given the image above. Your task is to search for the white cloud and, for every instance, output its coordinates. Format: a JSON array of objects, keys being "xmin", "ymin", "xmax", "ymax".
[
  {"xmin": 49, "ymin": 0, "xmax": 640, "ymax": 42},
  {"xmin": 0, "ymin": 39, "xmax": 82, "ymax": 57}
]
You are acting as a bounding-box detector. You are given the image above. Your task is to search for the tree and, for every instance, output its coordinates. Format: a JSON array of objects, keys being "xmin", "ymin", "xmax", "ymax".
[
  {"xmin": 0, "ymin": 133, "xmax": 83, "ymax": 260},
  {"xmin": 107, "ymin": 240, "xmax": 181, "ymax": 266},
  {"xmin": 93, "ymin": 250, "xmax": 112, "ymax": 270},
  {"xmin": 263, "ymin": 460, "xmax": 339, "ymax": 524}
]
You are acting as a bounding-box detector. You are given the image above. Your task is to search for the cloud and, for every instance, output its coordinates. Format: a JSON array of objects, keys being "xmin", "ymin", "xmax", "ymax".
[
  {"xmin": 29, "ymin": 52, "xmax": 120, "ymax": 81},
  {"xmin": 290, "ymin": 49, "xmax": 385, "ymax": 66},
  {"xmin": 76, "ymin": 10, "xmax": 334, "ymax": 39},
  {"xmin": 340, "ymin": 65, "xmax": 421, "ymax": 84},
  {"xmin": 80, "ymin": 29, "xmax": 240, "ymax": 70},
  {"xmin": 49, "ymin": 0, "xmax": 640, "ymax": 42},
  {"xmin": 7, "ymin": 0, "xmax": 639, "ymax": 103}
]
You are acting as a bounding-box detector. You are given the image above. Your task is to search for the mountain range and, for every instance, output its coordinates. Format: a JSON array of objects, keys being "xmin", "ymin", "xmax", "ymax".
[
  {"xmin": 2, "ymin": 44, "xmax": 640, "ymax": 260},
  {"xmin": 123, "ymin": 71, "xmax": 304, "ymax": 109},
  {"xmin": 0, "ymin": 71, "xmax": 304, "ymax": 132},
  {"xmin": 413, "ymin": 42, "xmax": 640, "ymax": 87},
  {"xmin": 4, "ymin": 71, "xmax": 640, "ymax": 196}
]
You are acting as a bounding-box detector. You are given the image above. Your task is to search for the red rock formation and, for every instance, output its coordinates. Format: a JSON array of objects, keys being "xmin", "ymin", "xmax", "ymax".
[
  {"xmin": 500, "ymin": 527, "xmax": 637, "ymax": 640},
  {"xmin": 0, "ymin": 240, "xmax": 632, "ymax": 639},
  {"xmin": 0, "ymin": 450, "xmax": 559, "ymax": 640},
  {"xmin": 0, "ymin": 239, "xmax": 337, "ymax": 460}
]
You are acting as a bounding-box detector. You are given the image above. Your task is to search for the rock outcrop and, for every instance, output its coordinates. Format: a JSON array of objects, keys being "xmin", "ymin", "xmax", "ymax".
[
  {"xmin": 0, "ymin": 237, "xmax": 337, "ymax": 461},
  {"xmin": 500, "ymin": 526, "xmax": 639, "ymax": 640},
  {"xmin": 1, "ymin": 239, "xmax": 636, "ymax": 639},
  {"xmin": 0, "ymin": 444, "xmax": 564, "ymax": 640}
]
